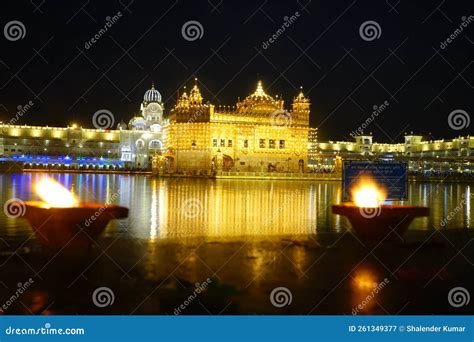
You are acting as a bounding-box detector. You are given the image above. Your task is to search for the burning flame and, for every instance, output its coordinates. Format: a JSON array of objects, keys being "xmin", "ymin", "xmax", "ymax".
[
  {"xmin": 35, "ymin": 178, "xmax": 79, "ymax": 208},
  {"xmin": 351, "ymin": 175, "xmax": 386, "ymax": 208}
]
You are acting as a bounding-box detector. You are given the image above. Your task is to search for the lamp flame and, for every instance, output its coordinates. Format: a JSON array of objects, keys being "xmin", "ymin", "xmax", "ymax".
[
  {"xmin": 35, "ymin": 178, "xmax": 79, "ymax": 208},
  {"xmin": 351, "ymin": 175, "xmax": 386, "ymax": 208}
]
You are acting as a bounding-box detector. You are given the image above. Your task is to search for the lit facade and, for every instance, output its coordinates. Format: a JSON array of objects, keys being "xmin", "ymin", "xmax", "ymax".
[
  {"xmin": 161, "ymin": 81, "xmax": 311, "ymax": 174},
  {"xmin": 315, "ymin": 134, "xmax": 473, "ymax": 173},
  {"xmin": 0, "ymin": 81, "xmax": 472, "ymax": 174}
]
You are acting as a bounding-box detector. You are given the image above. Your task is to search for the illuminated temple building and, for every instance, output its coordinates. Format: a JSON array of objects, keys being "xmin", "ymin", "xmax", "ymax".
[
  {"xmin": 161, "ymin": 80, "xmax": 312, "ymax": 173},
  {"xmin": 0, "ymin": 80, "xmax": 472, "ymax": 175}
]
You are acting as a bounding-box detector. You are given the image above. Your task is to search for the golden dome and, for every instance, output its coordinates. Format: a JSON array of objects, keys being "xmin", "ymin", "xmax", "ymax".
[{"xmin": 247, "ymin": 80, "xmax": 274, "ymax": 102}]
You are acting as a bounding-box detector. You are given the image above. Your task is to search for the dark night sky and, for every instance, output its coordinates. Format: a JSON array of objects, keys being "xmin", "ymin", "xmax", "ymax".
[{"xmin": 0, "ymin": 0, "xmax": 472, "ymax": 142}]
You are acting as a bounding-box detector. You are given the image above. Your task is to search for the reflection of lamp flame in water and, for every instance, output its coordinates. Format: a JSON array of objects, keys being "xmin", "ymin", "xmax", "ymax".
[
  {"xmin": 353, "ymin": 272, "xmax": 377, "ymax": 290},
  {"xmin": 351, "ymin": 175, "xmax": 386, "ymax": 208},
  {"xmin": 35, "ymin": 177, "xmax": 79, "ymax": 208},
  {"xmin": 351, "ymin": 269, "xmax": 379, "ymax": 314}
]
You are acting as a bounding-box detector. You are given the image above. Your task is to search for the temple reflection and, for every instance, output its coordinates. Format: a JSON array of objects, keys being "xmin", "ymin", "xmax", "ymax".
[{"xmin": 0, "ymin": 174, "xmax": 472, "ymax": 240}]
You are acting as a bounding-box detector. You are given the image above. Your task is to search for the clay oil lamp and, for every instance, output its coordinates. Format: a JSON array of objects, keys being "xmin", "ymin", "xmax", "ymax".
[
  {"xmin": 332, "ymin": 175, "xmax": 429, "ymax": 242},
  {"xmin": 22, "ymin": 177, "xmax": 128, "ymax": 248}
]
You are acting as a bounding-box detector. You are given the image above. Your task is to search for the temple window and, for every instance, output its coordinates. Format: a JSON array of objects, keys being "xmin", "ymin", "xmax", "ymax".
[
  {"xmin": 213, "ymin": 138, "xmax": 218, "ymax": 147},
  {"xmin": 279, "ymin": 140, "xmax": 285, "ymax": 149},
  {"xmin": 228, "ymin": 139, "xmax": 233, "ymax": 147},
  {"xmin": 269, "ymin": 139, "xmax": 275, "ymax": 149},
  {"xmin": 259, "ymin": 139, "xmax": 265, "ymax": 148},
  {"xmin": 244, "ymin": 139, "xmax": 248, "ymax": 148},
  {"xmin": 220, "ymin": 139, "xmax": 225, "ymax": 147}
]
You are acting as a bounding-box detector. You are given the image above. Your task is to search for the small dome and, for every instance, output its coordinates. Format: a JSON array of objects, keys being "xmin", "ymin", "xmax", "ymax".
[
  {"xmin": 129, "ymin": 116, "xmax": 147, "ymax": 130},
  {"xmin": 117, "ymin": 120, "xmax": 128, "ymax": 130},
  {"xmin": 246, "ymin": 81, "xmax": 274, "ymax": 102},
  {"xmin": 143, "ymin": 83, "xmax": 162, "ymax": 103}
]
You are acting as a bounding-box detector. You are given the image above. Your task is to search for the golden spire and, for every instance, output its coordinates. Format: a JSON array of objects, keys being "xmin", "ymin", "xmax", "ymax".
[
  {"xmin": 294, "ymin": 86, "xmax": 309, "ymax": 102},
  {"xmin": 189, "ymin": 79, "xmax": 203, "ymax": 105},
  {"xmin": 151, "ymin": 82, "xmax": 155, "ymax": 90},
  {"xmin": 248, "ymin": 80, "xmax": 274, "ymax": 102},
  {"xmin": 255, "ymin": 80, "xmax": 265, "ymax": 97}
]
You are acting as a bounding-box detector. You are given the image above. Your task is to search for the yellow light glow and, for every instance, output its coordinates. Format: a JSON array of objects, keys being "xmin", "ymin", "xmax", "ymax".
[
  {"xmin": 351, "ymin": 175, "xmax": 386, "ymax": 208},
  {"xmin": 35, "ymin": 178, "xmax": 80, "ymax": 208},
  {"xmin": 353, "ymin": 270, "xmax": 377, "ymax": 290}
]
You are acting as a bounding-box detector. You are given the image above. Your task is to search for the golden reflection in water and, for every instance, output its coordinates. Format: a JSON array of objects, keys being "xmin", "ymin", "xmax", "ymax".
[
  {"xmin": 465, "ymin": 185, "xmax": 471, "ymax": 228},
  {"xmin": 150, "ymin": 180, "xmax": 158, "ymax": 240},
  {"xmin": 158, "ymin": 180, "xmax": 322, "ymax": 239},
  {"xmin": 247, "ymin": 245, "xmax": 275, "ymax": 286},
  {"xmin": 1, "ymin": 174, "xmax": 472, "ymax": 240},
  {"xmin": 351, "ymin": 268, "xmax": 379, "ymax": 314}
]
